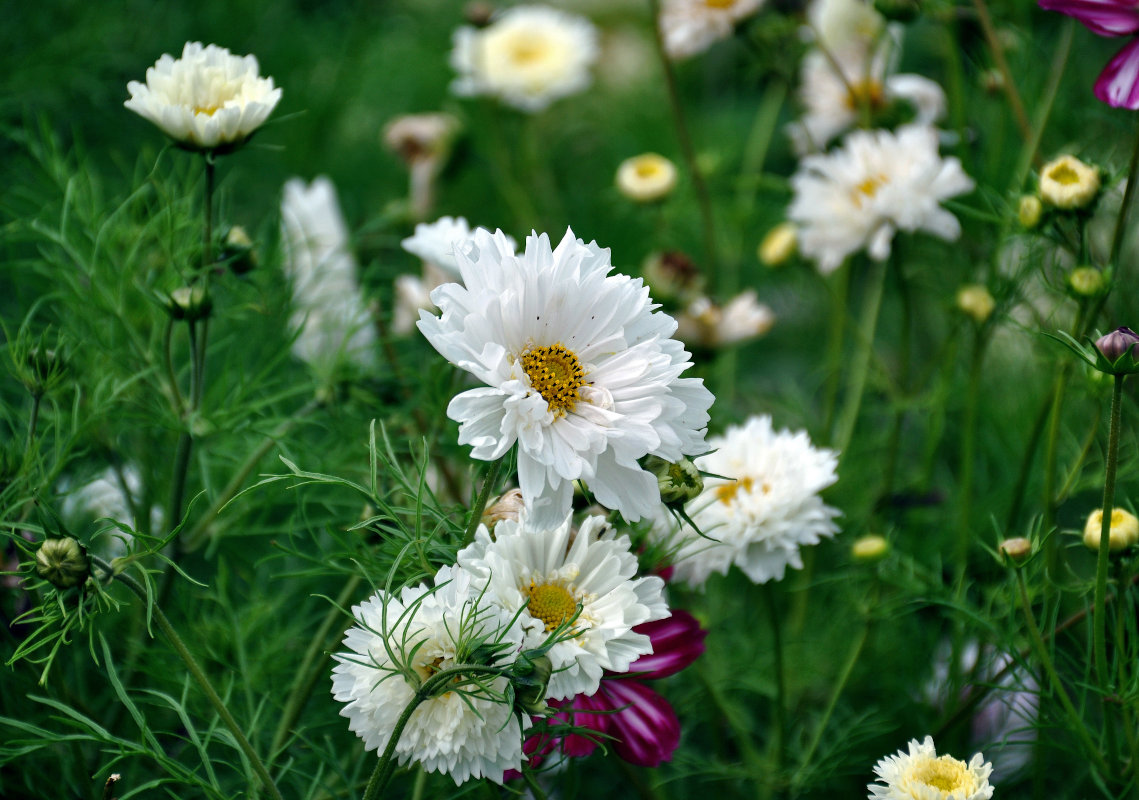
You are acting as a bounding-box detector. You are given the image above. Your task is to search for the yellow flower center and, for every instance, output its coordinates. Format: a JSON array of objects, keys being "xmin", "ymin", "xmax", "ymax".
[
  {"xmin": 844, "ymin": 79, "xmax": 886, "ymax": 111},
  {"xmin": 852, "ymin": 175, "xmax": 887, "ymax": 208},
  {"xmin": 509, "ymin": 39, "xmax": 548, "ymax": 66},
  {"xmin": 194, "ymin": 104, "xmax": 222, "ymax": 116},
  {"xmin": 704, "ymin": 0, "xmax": 739, "ymax": 8},
  {"xmin": 521, "ymin": 343, "xmax": 586, "ymax": 415},
  {"xmin": 913, "ymin": 756, "xmax": 973, "ymax": 795},
  {"xmin": 716, "ymin": 476, "xmax": 753, "ymax": 504},
  {"xmin": 524, "ymin": 582, "xmax": 578, "ymax": 632},
  {"xmin": 1046, "ymin": 162, "xmax": 1081, "ymax": 186},
  {"xmin": 636, "ymin": 161, "xmax": 664, "ymax": 178}
]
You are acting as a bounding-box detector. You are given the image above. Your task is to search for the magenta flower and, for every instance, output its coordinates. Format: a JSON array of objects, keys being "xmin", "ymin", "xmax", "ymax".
[
  {"xmin": 1038, "ymin": 0, "xmax": 1139, "ymax": 108},
  {"xmin": 518, "ymin": 610, "xmax": 708, "ymax": 771}
]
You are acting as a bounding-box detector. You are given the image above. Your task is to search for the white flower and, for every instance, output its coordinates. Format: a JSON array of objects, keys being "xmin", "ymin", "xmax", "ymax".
[
  {"xmin": 59, "ymin": 466, "xmax": 161, "ymax": 558},
  {"xmin": 125, "ymin": 42, "xmax": 281, "ymax": 151},
  {"xmin": 280, "ymin": 177, "xmax": 376, "ymax": 370},
  {"xmin": 868, "ymin": 736, "xmax": 994, "ymax": 800},
  {"xmin": 331, "ymin": 566, "xmax": 527, "ymax": 785},
  {"xmin": 457, "ymin": 512, "xmax": 668, "ymax": 700},
  {"xmin": 616, "ymin": 153, "xmax": 678, "ymax": 203},
  {"xmin": 654, "ymin": 415, "xmax": 840, "ymax": 587},
  {"xmin": 417, "ymin": 227, "xmax": 714, "ymax": 526},
  {"xmin": 401, "ymin": 216, "xmax": 516, "ymax": 278},
  {"xmin": 450, "ymin": 5, "xmax": 599, "ymax": 112},
  {"xmin": 659, "ymin": 0, "xmax": 766, "ymax": 60},
  {"xmin": 675, "ymin": 291, "xmax": 775, "ymax": 348},
  {"xmin": 788, "ymin": 125, "xmax": 974, "ymax": 274},
  {"xmin": 807, "ymin": 0, "xmax": 885, "ymax": 55}
]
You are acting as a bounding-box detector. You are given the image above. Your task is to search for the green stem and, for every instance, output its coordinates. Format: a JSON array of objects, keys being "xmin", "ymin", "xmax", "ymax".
[
  {"xmin": 763, "ymin": 584, "xmax": 786, "ymax": 777},
  {"xmin": 1005, "ymin": 389, "xmax": 1054, "ymax": 530},
  {"xmin": 163, "ymin": 317, "xmax": 185, "ymax": 416},
  {"xmin": 647, "ymin": 0, "xmax": 717, "ymax": 278},
  {"xmin": 25, "ymin": 392, "xmax": 42, "ymax": 452},
  {"xmin": 1013, "ymin": 20, "xmax": 1072, "ymax": 190},
  {"xmin": 1110, "ymin": 117, "xmax": 1139, "ymax": 270},
  {"xmin": 955, "ymin": 329, "xmax": 988, "ymax": 577},
  {"xmin": 882, "ymin": 265, "xmax": 913, "ymax": 503},
  {"xmin": 833, "ymin": 258, "xmax": 887, "ymax": 455},
  {"xmin": 461, "ymin": 459, "xmax": 502, "ymax": 548},
  {"xmin": 971, "ymin": 0, "xmax": 1032, "ymax": 149},
  {"xmin": 93, "ymin": 557, "xmax": 283, "ymax": 800},
  {"xmin": 697, "ymin": 667, "xmax": 767, "ymax": 800},
  {"xmin": 1094, "ymin": 374, "xmax": 1124, "ymax": 771},
  {"xmin": 821, "ymin": 265, "xmax": 851, "ymax": 441}
]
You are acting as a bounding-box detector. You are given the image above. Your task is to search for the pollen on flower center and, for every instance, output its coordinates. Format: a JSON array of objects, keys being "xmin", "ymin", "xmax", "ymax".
[
  {"xmin": 194, "ymin": 104, "xmax": 222, "ymax": 116},
  {"xmin": 913, "ymin": 756, "xmax": 973, "ymax": 794},
  {"xmin": 1046, "ymin": 163, "xmax": 1080, "ymax": 186},
  {"xmin": 852, "ymin": 175, "xmax": 887, "ymax": 207},
  {"xmin": 845, "ymin": 79, "xmax": 885, "ymax": 111},
  {"xmin": 509, "ymin": 39, "xmax": 548, "ymax": 65},
  {"xmin": 521, "ymin": 343, "xmax": 586, "ymax": 414},
  {"xmin": 704, "ymin": 0, "xmax": 739, "ymax": 8},
  {"xmin": 524, "ymin": 581, "xmax": 579, "ymax": 631},
  {"xmin": 716, "ymin": 476, "xmax": 754, "ymax": 504}
]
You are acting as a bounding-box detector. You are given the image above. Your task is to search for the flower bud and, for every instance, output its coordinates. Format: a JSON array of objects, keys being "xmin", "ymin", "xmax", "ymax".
[
  {"xmin": 1096, "ymin": 327, "xmax": 1139, "ymax": 365},
  {"xmin": 464, "ymin": 1, "xmax": 495, "ymax": 27},
  {"xmin": 167, "ymin": 286, "xmax": 212, "ymax": 322},
  {"xmin": 851, "ymin": 534, "xmax": 889, "ymax": 562},
  {"xmin": 1017, "ymin": 195, "xmax": 1043, "ymax": 229},
  {"xmin": 221, "ymin": 225, "xmax": 258, "ymax": 274},
  {"xmin": 758, "ymin": 222, "xmax": 797, "ymax": 267},
  {"xmin": 1068, "ymin": 266, "xmax": 1106, "ymax": 298},
  {"xmin": 511, "ymin": 653, "xmax": 553, "ymax": 715},
  {"xmin": 644, "ymin": 456, "xmax": 704, "ymax": 505},
  {"xmin": 1039, "ymin": 155, "xmax": 1100, "ymax": 210},
  {"xmin": 482, "ymin": 488, "xmax": 524, "ymax": 531},
  {"xmin": 998, "ymin": 536, "xmax": 1032, "ymax": 564},
  {"xmin": 1083, "ymin": 508, "xmax": 1139, "ymax": 552},
  {"xmin": 641, "ymin": 251, "xmax": 704, "ymax": 302},
  {"xmin": 383, "ymin": 112, "xmax": 460, "ymax": 166},
  {"xmin": 616, "ymin": 153, "xmax": 678, "ymax": 203},
  {"xmin": 35, "ymin": 537, "xmax": 90, "ymax": 589},
  {"xmin": 955, "ymin": 284, "xmax": 995, "ymax": 324}
]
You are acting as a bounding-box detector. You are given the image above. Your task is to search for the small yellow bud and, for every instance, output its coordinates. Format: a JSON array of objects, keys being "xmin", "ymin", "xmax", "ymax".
[
  {"xmin": 1039, "ymin": 155, "xmax": 1100, "ymax": 210},
  {"xmin": 998, "ymin": 537, "xmax": 1032, "ymax": 563},
  {"xmin": 35, "ymin": 537, "xmax": 90, "ymax": 589},
  {"xmin": 758, "ymin": 222, "xmax": 798, "ymax": 267},
  {"xmin": 222, "ymin": 225, "xmax": 258, "ymax": 274},
  {"xmin": 616, "ymin": 153, "xmax": 678, "ymax": 203},
  {"xmin": 1083, "ymin": 508, "xmax": 1139, "ymax": 552},
  {"xmin": 851, "ymin": 534, "xmax": 889, "ymax": 562},
  {"xmin": 1068, "ymin": 266, "xmax": 1106, "ymax": 298},
  {"xmin": 1017, "ymin": 195, "xmax": 1043, "ymax": 228},
  {"xmin": 168, "ymin": 285, "xmax": 212, "ymax": 322},
  {"xmin": 482, "ymin": 488, "xmax": 525, "ymax": 531},
  {"xmin": 956, "ymin": 284, "xmax": 995, "ymax": 324}
]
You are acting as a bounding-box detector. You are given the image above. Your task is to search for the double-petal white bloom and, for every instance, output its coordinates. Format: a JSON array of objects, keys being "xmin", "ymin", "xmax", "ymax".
[
  {"xmin": 788, "ymin": 125, "xmax": 974, "ymax": 274},
  {"xmin": 125, "ymin": 42, "xmax": 281, "ymax": 151},
  {"xmin": 331, "ymin": 567, "xmax": 527, "ymax": 785},
  {"xmin": 280, "ymin": 177, "xmax": 376, "ymax": 370},
  {"xmin": 417, "ymin": 228, "xmax": 714, "ymax": 526},
  {"xmin": 450, "ymin": 5, "xmax": 599, "ymax": 112},
  {"xmin": 658, "ymin": 0, "xmax": 766, "ymax": 60},
  {"xmin": 654, "ymin": 415, "xmax": 840, "ymax": 587},
  {"xmin": 457, "ymin": 512, "xmax": 668, "ymax": 700},
  {"xmin": 868, "ymin": 736, "xmax": 994, "ymax": 800}
]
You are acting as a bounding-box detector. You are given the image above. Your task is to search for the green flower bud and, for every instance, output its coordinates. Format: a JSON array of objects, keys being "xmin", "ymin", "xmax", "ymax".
[
  {"xmin": 167, "ymin": 286, "xmax": 212, "ymax": 322},
  {"xmin": 1068, "ymin": 266, "xmax": 1106, "ymax": 298},
  {"xmin": 644, "ymin": 456, "xmax": 704, "ymax": 505},
  {"xmin": 1017, "ymin": 195, "xmax": 1042, "ymax": 229},
  {"xmin": 35, "ymin": 537, "xmax": 90, "ymax": 589},
  {"xmin": 512, "ymin": 653, "xmax": 553, "ymax": 716},
  {"xmin": 998, "ymin": 537, "xmax": 1032, "ymax": 564},
  {"xmin": 851, "ymin": 534, "xmax": 889, "ymax": 563},
  {"xmin": 221, "ymin": 225, "xmax": 258, "ymax": 275}
]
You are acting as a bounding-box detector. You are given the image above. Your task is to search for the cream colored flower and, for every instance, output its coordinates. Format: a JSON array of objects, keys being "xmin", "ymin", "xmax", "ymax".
[
  {"xmin": 758, "ymin": 223, "xmax": 797, "ymax": 266},
  {"xmin": 616, "ymin": 153, "xmax": 678, "ymax": 202},
  {"xmin": 659, "ymin": 0, "xmax": 766, "ymax": 60},
  {"xmin": 125, "ymin": 42, "xmax": 281, "ymax": 151},
  {"xmin": 1039, "ymin": 155, "xmax": 1100, "ymax": 210},
  {"xmin": 868, "ymin": 736, "xmax": 993, "ymax": 800},
  {"xmin": 450, "ymin": 5, "xmax": 599, "ymax": 112},
  {"xmin": 675, "ymin": 291, "xmax": 775, "ymax": 347},
  {"xmin": 1083, "ymin": 508, "xmax": 1139, "ymax": 552}
]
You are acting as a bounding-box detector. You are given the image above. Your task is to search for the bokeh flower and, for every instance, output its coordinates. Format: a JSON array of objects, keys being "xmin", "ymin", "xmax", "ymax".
[
  {"xmin": 1038, "ymin": 0, "xmax": 1139, "ymax": 108},
  {"xmin": 868, "ymin": 736, "xmax": 994, "ymax": 800},
  {"xmin": 457, "ymin": 512, "xmax": 668, "ymax": 700},
  {"xmin": 125, "ymin": 41, "xmax": 281, "ymax": 152},
  {"xmin": 658, "ymin": 0, "xmax": 766, "ymax": 60},
  {"xmin": 956, "ymin": 285, "xmax": 995, "ymax": 324},
  {"xmin": 450, "ymin": 5, "xmax": 599, "ymax": 112},
  {"xmin": 1038, "ymin": 154, "xmax": 1100, "ymax": 210},
  {"xmin": 616, "ymin": 153, "xmax": 678, "ymax": 203},
  {"xmin": 654, "ymin": 415, "xmax": 840, "ymax": 587},
  {"xmin": 788, "ymin": 125, "xmax": 974, "ymax": 274},
  {"xmin": 331, "ymin": 566, "xmax": 527, "ymax": 785},
  {"xmin": 1083, "ymin": 507, "xmax": 1139, "ymax": 551},
  {"xmin": 675, "ymin": 291, "xmax": 775, "ymax": 348},
  {"xmin": 417, "ymin": 227, "xmax": 713, "ymax": 525}
]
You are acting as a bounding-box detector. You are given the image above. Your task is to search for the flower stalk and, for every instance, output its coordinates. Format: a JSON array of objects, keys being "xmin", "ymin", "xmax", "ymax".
[{"xmin": 833, "ymin": 257, "xmax": 888, "ymax": 454}]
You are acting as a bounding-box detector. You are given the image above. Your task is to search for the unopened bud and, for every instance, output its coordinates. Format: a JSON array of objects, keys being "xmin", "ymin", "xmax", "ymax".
[
  {"xmin": 464, "ymin": 1, "xmax": 495, "ymax": 27},
  {"xmin": 167, "ymin": 286, "xmax": 212, "ymax": 322},
  {"xmin": 998, "ymin": 537, "xmax": 1032, "ymax": 563},
  {"xmin": 221, "ymin": 226, "xmax": 257, "ymax": 275},
  {"xmin": 759, "ymin": 222, "xmax": 797, "ymax": 267},
  {"xmin": 1084, "ymin": 508, "xmax": 1139, "ymax": 552},
  {"xmin": 645, "ymin": 456, "xmax": 704, "ymax": 505},
  {"xmin": 1097, "ymin": 327, "xmax": 1139, "ymax": 363},
  {"xmin": 35, "ymin": 537, "xmax": 90, "ymax": 589},
  {"xmin": 512, "ymin": 653, "xmax": 553, "ymax": 715},
  {"xmin": 641, "ymin": 251, "xmax": 704, "ymax": 302},
  {"xmin": 956, "ymin": 284, "xmax": 995, "ymax": 324},
  {"xmin": 1068, "ymin": 266, "xmax": 1106, "ymax": 298},
  {"xmin": 851, "ymin": 534, "xmax": 889, "ymax": 562},
  {"xmin": 1039, "ymin": 155, "xmax": 1100, "ymax": 210},
  {"xmin": 482, "ymin": 488, "xmax": 524, "ymax": 531},
  {"xmin": 1017, "ymin": 195, "xmax": 1043, "ymax": 229}
]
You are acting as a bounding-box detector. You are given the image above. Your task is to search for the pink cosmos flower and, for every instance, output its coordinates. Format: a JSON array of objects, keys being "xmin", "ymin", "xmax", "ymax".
[
  {"xmin": 1038, "ymin": 0, "xmax": 1139, "ymax": 108},
  {"xmin": 519, "ymin": 610, "xmax": 707, "ymax": 770}
]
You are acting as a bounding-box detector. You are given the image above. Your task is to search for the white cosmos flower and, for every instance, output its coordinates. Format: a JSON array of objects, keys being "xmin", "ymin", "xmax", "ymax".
[
  {"xmin": 457, "ymin": 512, "xmax": 668, "ymax": 700},
  {"xmin": 125, "ymin": 42, "xmax": 281, "ymax": 151},
  {"xmin": 450, "ymin": 5, "xmax": 600, "ymax": 112},
  {"xmin": 331, "ymin": 566, "xmax": 527, "ymax": 785},
  {"xmin": 654, "ymin": 415, "xmax": 840, "ymax": 587},
  {"xmin": 401, "ymin": 216, "xmax": 516, "ymax": 278},
  {"xmin": 659, "ymin": 0, "xmax": 766, "ymax": 60},
  {"xmin": 417, "ymin": 227, "xmax": 714, "ymax": 526},
  {"xmin": 788, "ymin": 124, "xmax": 974, "ymax": 274},
  {"xmin": 868, "ymin": 736, "xmax": 994, "ymax": 800},
  {"xmin": 280, "ymin": 177, "xmax": 376, "ymax": 370}
]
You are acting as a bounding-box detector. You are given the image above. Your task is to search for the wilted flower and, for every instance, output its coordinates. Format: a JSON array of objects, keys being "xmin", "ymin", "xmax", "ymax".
[
  {"xmin": 1017, "ymin": 194, "xmax": 1043, "ymax": 228},
  {"xmin": 675, "ymin": 291, "xmax": 775, "ymax": 348},
  {"xmin": 1083, "ymin": 507, "xmax": 1139, "ymax": 552},
  {"xmin": 642, "ymin": 251, "xmax": 705, "ymax": 302},
  {"xmin": 450, "ymin": 5, "xmax": 600, "ymax": 112},
  {"xmin": 867, "ymin": 736, "xmax": 994, "ymax": 800},
  {"xmin": 616, "ymin": 153, "xmax": 678, "ymax": 203},
  {"xmin": 658, "ymin": 0, "xmax": 766, "ymax": 60},
  {"xmin": 1039, "ymin": 155, "xmax": 1100, "ymax": 210},
  {"xmin": 125, "ymin": 42, "xmax": 281, "ymax": 152},
  {"xmin": 956, "ymin": 285, "xmax": 995, "ymax": 324},
  {"xmin": 383, "ymin": 113, "xmax": 461, "ymax": 220},
  {"xmin": 1037, "ymin": 0, "xmax": 1139, "ymax": 108},
  {"xmin": 418, "ymin": 228, "xmax": 714, "ymax": 526},
  {"xmin": 789, "ymin": 125, "xmax": 974, "ymax": 274},
  {"xmin": 758, "ymin": 222, "xmax": 797, "ymax": 266},
  {"xmin": 482, "ymin": 488, "xmax": 526, "ymax": 530}
]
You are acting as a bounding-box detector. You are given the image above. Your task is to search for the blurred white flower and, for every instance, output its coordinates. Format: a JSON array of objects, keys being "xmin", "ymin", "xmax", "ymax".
[
  {"xmin": 450, "ymin": 5, "xmax": 599, "ymax": 112},
  {"xmin": 807, "ymin": 0, "xmax": 884, "ymax": 54},
  {"xmin": 60, "ymin": 466, "xmax": 161, "ymax": 558},
  {"xmin": 331, "ymin": 566, "xmax": 527, "ymax": 785},
  {"xmin": 417, "ymin": 228, "xmax": 714, "ymax": 526},
  {"xmin": 457, "ymin": 512, "xmax": 668, "ymax": 700},
  {"xmin": 675, "ymin": 291, "xmax": 775, "ymax": 348},
  {"xmin": 616, "ymin": 153, "xmax": 678, "ymax": 203},
  {"xmin": 401, "ymin": 216, "xmax": 516, "ymax": 277},
  {"xmin": 125, "ymin": 42, "xmax": 281, "ymax": 151},
  {"xmin": 383, "ymin": 113, "xmax": 461, "ymax": 220},
  {"xmin": 868, "ymin": 736, "xmax": 994, "ymax": 800},
  {"xmin": 659, "ymin": 0, "xmax": 766, "ymax": 60},
  {"xmin": 654, "ymin": 415, "xmax": 840, "ymax": 587},
  {"xmin": 788, "ymin": 125, "xmax": 974, "ymax": 274},
  {"xmin": 280, "ymin": 177, "xmax": 376, "ymax": 370}
]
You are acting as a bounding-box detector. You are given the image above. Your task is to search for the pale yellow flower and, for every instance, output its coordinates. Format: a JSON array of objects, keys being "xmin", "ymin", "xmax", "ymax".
[
  {"xmin": 616, "ymin": 153, "xmax": 678, "ymax": 203},
  {"xmin": 1039, "ymin": 155, "xmax": 1100, "ymax": 210},
  {"xmin": 1083, "ymin": 508, "xmax": 1139, "ymax": 552}
]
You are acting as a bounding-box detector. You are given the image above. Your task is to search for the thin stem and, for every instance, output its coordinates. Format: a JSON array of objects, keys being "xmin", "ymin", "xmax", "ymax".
[
  {"xmin": 1110, "ymin": 117, "xmax": 1139, "ymax": 270},
  {"xmin": 25, "ymin": 392, "xmax": 42, "ymax": 452},
  {"xmin": 523, "ymin": 768, "xmax": 550, "ymax": 800},
  {"xmin": 93, "ymin": 557, "xmax": 283, "ymax": 800},
  {"xmin": 821, "ymin": 266, "xmax": 851, "ymax": 440},
  {"xmin": 462, "ymin": 459, "xmax": 502, "ymax": 548},
  {"xmin": 163, "ymin": 317, "xmax": 185, "ymax": 416},
  {"xmin": 763, "ymin": 584, "xmax": 786, "ymax": 776},
  {"xmin": 203, "ymin": 155, "xmax": 215, "ymax": 272},
  {"xmin": 1005, "ymin": 389, "xmax": 1053, "ymax": 530},
  {"xmin": 956, "ymin": 329, "xmax": 988, "ymax": 576},
  {"xmin": 647, "ymin": 0, "xmax": 717, "ymax": 277},
  {"xmin": 1013, "ymin": 20, "xmax": 1072, "ymax": 190},
  {"xmin": 971, "ymin": 0, "xmax": 1033, "ymax": 151},
  {"xmin": 882, "ymin": 265, "xmax": 913, "ymax": 502},
  {"xmin": 833, "ymin": 258, "xmax": 888, "ymax": 455}
]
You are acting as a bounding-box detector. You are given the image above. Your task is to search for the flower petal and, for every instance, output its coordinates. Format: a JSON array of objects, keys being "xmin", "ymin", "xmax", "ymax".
[
  {"xmin": 600, "ymin": 680, "xmax": 681, "ymax": 767},
  {"xmin": 1038, "ymin": 0, "xmax": 1139, "ymax": 36},
  {"xmin": 1096, "ymin": 38, "xmax": 1139, "ymax": 108},
  {"xmin": 621, "ymin": 610, "xmax": 708, "ymax": 680}
]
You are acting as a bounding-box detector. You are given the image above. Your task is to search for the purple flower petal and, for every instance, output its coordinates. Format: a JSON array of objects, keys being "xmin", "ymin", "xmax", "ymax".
[
  {"xmin": 1096, "ymin": 37, "xmax": 1139, "ymax": 107},
  {"xmin": 623, "ymin": 610, "xmax": 708, "ymax": 680},
  {"xmin": 1039, "ymin": 0, "xmax": 1139, "ymax": 36},
  {"xmin": 600, "ymin": 680, "xmax": 682, "ymax": 767}
]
